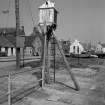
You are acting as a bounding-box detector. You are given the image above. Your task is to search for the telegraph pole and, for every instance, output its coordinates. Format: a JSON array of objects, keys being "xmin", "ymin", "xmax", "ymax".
[{"xmin": 15, "ymin": 0, "xmax": 21, "ymax": 68}]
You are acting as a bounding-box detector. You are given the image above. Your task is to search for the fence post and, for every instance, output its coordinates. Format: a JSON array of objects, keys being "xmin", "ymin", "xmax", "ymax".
[
  {"xmin": 8, "ymin": 73, "xmax": 11, "ymax": 105},
  {"xmin": 42, "ymin": 34, "xmax": 47, "ymax": 87}
]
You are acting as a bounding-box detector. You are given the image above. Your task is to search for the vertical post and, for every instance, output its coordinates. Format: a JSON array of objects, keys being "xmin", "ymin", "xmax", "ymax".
[
  {"xmin": 48, "ymin": 41, "xmax": 51, "ymax": 70},
  {"xmin": 47, "ymin": 40, "xmax": 50, "ymax": 80},
  {"xmin": 8, "ymin": 73, "xmax": 11, "ymax": 105},
  {"xmin": 15, "ymin": 0, "xmax": 21, "ymax": 68},
  {"xmin": 45, "ymin": 39, "xmax": 50, "ymax": 84},
  {"xmin": 77, "ymin": 47, "xmax": 79, "ymax": 65},
  {"xmin": 23, "ymin": 47, "xmax": 24, "ymax": 67},
  {"xmin": 42, "ymin": 34, "xmax": 47, "ymax": 87},
  {"xmin": 53, "ymin": 36, "xmax": 55, "ymax": 83},
  {"xmin": 53, "ymin": 32, "xmax": 79, "ymax": 91}
]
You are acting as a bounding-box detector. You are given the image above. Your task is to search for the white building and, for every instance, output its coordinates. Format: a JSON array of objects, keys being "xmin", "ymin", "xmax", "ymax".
[
  {"xmin": 96, "ymin": 42, "xmax": 105, "ymax": 53},
  {"xmin": 69, "ymin": 39, "xmax": 84, "ymax": 54}
]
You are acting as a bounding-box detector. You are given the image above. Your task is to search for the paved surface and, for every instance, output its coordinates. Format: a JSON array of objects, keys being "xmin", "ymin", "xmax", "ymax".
[
  {"xmin": 0, "ymin": 57, "xmax": 40, "ymax": 77},
  {"xmin": 0, "ymin": 56, "xmax": 41, "ymax": 62}
]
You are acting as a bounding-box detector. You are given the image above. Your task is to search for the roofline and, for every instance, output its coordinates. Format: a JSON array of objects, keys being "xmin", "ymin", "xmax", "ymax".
[{"xmin": 39, "ymin": 7, "xmax": 58, "ymax": 13}]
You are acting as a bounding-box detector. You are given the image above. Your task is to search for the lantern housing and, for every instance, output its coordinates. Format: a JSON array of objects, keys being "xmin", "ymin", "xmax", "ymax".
[{"xmin": 39, "ymin": 0, "xmax": 58, "ymax": 27}]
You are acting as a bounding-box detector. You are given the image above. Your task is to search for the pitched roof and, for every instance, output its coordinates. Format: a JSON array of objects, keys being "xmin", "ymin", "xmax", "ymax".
[
  {"xmin": 98, "ymin": 42, "xmax": 105, "ymax": 48},
  {"xmin": 0, "ymin": 27, "xmax": 42, "ymax": 48},
  {"xmin": 101, "ymin": 43, "xmax": 105, "ymax": 47},
  {"xmin": 6, "ymin": 35, "xmax": 16, "ymax": 46},
  {"xmin": 0, "ymin": 28, "xmax": 16, "ymax": 35},
  {"xmin": 0, "ymin": 27, "xmax": 25, "ymax": 36},
  {"xmin": 39, "ymin": 0, "xmax": 55, "ymax": 9},
  {"xmin": 25, "ymin": 36, "xmax": 35, "ymax": 47},
  {"xmin": 0, "ymin": 27, "xmax": 25, "ymax": 47},
  {"xmin": 0, "ymin": 36, "xmax": 14, "ymax": 47}
]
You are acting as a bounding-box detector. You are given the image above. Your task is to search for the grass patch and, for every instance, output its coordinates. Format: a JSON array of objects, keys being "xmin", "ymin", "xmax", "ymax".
[
  {"xmin": 24, "ymin": 60, "xmax": 42, "ymax": 68},
  {"xmin": 24, "ymin": 57, "xmax": 104, "ymax": 70}
]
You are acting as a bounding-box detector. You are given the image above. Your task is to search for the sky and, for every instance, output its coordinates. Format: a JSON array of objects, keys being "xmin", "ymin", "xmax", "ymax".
[{"xmin": 0, "ymin": 0, "xmax": 105, "ymax": 44}]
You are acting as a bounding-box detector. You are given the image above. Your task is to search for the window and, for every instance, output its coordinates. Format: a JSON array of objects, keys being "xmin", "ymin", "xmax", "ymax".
[{"xmin": 73, "ymin": 46, "xmax": 75, "ymax": 53}]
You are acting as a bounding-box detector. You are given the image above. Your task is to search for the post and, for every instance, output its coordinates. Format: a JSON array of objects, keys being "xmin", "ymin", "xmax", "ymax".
[
  {"xmin": 42, "ymin": 34, "xmax": 47, "ymax": 87},
  {"xmin": 22, "ymin": 47, "xmax": 24, "ymax": 67},
  {"xmin": 77, "ymin": 47, "xmax": 79, "ymax": 65},
  {"xmin": 53, "ymin": 36, "xmax": 56, "ymax": 83},
  {"xmin": 15, "ymin": 0, "xmax": 21, "ymax": 68},
  {"xmin": 46, "ymin": 40, "xmax": 50, "ymax": 83},
  {"xmin": 8, "ymin": 73, "xmax": 11, "ymax": 105}
]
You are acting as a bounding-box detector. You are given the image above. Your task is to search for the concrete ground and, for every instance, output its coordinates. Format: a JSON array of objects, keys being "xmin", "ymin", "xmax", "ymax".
[
  {"xmin": 0, "ymin": 56, "xmax": 40, "ymax": 77},
  {"xmin": 0, "ymin": 56, "xmax": 40, "ymax": 62}
]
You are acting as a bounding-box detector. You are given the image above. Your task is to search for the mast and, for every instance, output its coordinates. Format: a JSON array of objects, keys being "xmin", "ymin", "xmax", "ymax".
[{"xmin": 15, "ymin": 0, "xmax": 21, "ymax": 68}]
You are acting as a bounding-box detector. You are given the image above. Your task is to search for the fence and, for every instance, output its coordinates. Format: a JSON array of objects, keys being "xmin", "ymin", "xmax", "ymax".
[{"xmin": 0, "ymin": 67, "xmax": 42, "ymax": 105}]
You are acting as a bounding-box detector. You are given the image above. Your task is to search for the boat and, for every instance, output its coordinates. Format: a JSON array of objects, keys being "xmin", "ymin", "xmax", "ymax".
[
  {"xmin": 70, "ymin": 53, "xmax": 90, "ymax": 58},
  {"xmin": 95, "ymin": 53, "xmax": 105, "ymax": 58},
  {"xmin": 70, "ymin": 53, "xmax": 98, "ymax": 58}
]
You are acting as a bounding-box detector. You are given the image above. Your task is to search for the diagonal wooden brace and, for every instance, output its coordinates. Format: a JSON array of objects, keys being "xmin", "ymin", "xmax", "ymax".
[{"xmin": 53, "ymin": 31, "xmax": 80, "ymax": 91}]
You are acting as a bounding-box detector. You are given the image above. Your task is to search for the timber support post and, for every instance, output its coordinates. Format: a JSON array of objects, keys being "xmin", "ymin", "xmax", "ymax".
[
  {"xmin": 42, "ymin": 34, "xmax": 47, "ymax": 87},
  {"xmin": 15, "ymin": 0, "xmax": 21, "ymax": 68},
  {"xmin": 53, "ymin": 32, "xmax": 80, "ymax": 91},
  {"xmin": 53, "ymin": 36, "xmax": 56, "ymax": 83},
  {"xmin": 8, "ymin": 73, "xmax": 11, "ymax": 105}
]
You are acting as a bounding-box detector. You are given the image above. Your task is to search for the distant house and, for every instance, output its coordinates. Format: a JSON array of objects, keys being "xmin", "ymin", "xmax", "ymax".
[
  {"xmin": 96, "ymin": 42, "xmax": 105, "ymax": 53},
  {"xmin": 24, "ymin": 36, "xmax": 33, "ymax": 56},
  {"xmin": 0, "ymin": 36, "xmax": 16, "ymax": 56},
  {"xmin": 0, "ymin": 27, "xmax": 33, "ymax": 56},
  {"xmin": 0, "ymin": 27, "xmax": 20, "ymax": 56},
  {"xmin": 0, "ymin": 26, "xmax": 56, "ymax": 57},
  {"xmin": 69, "ymin": 39, "xmax": 84, "ymax": 54}
]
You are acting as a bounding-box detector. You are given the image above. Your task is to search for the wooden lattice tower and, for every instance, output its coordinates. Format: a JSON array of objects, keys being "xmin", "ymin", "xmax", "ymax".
[
  {"xmin": 39, "ymin": 0, "xmax": 57, "ymax": 86},
  {"xmin": 39, "ymin": 0, "xmax": 79, "ymax": 90}
]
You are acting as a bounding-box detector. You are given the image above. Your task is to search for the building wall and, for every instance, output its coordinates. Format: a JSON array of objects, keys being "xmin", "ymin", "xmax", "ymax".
[
  {"xmin": 7, "ymin": 48, "xmax": 12, "ymax": 56},
  {"xmin": 0, "ymin": 47, "xmax": 33, "ymax": 57},
  {"xmin": 24, "ymin": 47, "xmax": 33, "ymax": 56},
  {"xmin": 1, "ymin": 47, "xmax": 5, "ymax": 52},
  {"xmin": 96, "ymin": 44, "xmax": 103, "ymax": 52},
  {"xmin": 102, "ymin": 48, "xmax": 105, "ymax": 53},
  {"xmin": 13, "ymin": 48, "xmax": 16, "ymax": 55},
  {"xmin": 69, "ymin": 40, "xmax": 84, "ymax": 54},
  {"xmin": 0, "ymin": 47, "xmax": 15, "ymax": 56}
]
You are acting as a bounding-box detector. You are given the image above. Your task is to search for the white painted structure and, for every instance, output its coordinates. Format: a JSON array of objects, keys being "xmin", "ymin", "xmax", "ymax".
[
  {"xmin": 39, "ymin": 0, "xmax": 57, "ymax": 25},
  {"xmin": 13, "ymin": 48, "xmax": 16, "ymax": 55},
  {"xmin": 69, "ymin": 39, "xmax": 84, "ymax": 54},
  {"xmin": 1, "ymin": 47, "xmax": 5, "ymax": 52},
  {"xmin": 96, "ymin": 43, "xmax": 105, "ymax": 53},
  {"xmin": 7, "ymin": 48, "xmax": 12, "ymax": 56},
  {"xmin": 24, "ymin": 47, "xmax": 33, "ymax": 56},
  {"xmin": 1, "ymin": 47, "xmax": 16, "ymax": 56}
]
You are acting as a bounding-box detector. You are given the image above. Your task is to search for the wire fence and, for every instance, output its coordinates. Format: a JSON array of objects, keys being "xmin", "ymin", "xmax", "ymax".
[{"xmin": 0, "ymin": 66, "xmax": 42, "ymax": 105}]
